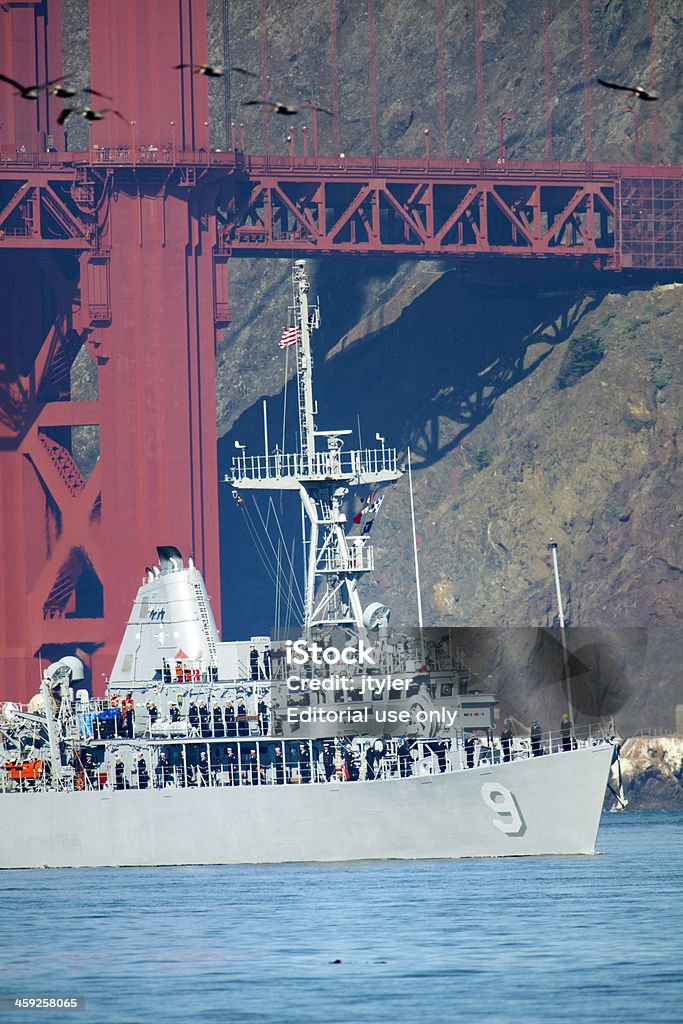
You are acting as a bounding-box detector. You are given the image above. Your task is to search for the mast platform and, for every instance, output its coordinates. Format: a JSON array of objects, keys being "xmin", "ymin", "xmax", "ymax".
[{"xmin": 229, "ymin": 446, "xmax": 400, "ymax": 490}]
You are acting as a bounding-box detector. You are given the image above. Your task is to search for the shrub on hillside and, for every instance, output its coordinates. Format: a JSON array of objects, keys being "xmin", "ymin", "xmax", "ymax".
[
  {"xmin": 555, "ymin": 331, "xmax": 605, "ymax": 390},
  {"xmin": 475, "ymin": 447, "xmax": 493, "ymax": 471}
]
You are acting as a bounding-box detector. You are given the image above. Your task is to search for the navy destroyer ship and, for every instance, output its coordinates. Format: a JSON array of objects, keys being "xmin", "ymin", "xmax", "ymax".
[{"xmin": 0, "ymin": 262, "xmax": 615, "ymax": 869}]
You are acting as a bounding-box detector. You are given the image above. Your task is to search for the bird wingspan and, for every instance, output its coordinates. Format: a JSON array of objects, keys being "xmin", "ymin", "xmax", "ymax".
[
  {"xmin": 597, "ymin": 78, "xmax": 628, "ymax": 91},
  {"xmin": 85, "ymin": 87, "xmax": 113, "ymax": 100},
  {"xmin": 597, "ymin": 78, "xmax": 657, "ymax": 100},
  {"xmin": 242, "ymin": 99, "xmax": 298, "ymax": 114},
  {"xmin": 0, "ymin": 73, "xmax": 25, "ymax": 91}
]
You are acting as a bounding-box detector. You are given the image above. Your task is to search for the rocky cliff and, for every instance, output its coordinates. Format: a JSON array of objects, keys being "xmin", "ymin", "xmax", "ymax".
[{"xmin": 611, "ymin": 735, "xmax": 683, "ymax": 809}]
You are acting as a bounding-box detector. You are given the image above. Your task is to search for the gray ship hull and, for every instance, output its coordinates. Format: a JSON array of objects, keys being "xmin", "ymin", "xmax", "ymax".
[{"xmin": 0, "ymin": 744, "xmax": 613, "ymax": 869}]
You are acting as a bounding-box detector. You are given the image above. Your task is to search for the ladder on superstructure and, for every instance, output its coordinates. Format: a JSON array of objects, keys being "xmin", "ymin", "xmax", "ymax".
[{"xmin": 193, "ymin": 581, "xmax": 218, "ymax": 662}]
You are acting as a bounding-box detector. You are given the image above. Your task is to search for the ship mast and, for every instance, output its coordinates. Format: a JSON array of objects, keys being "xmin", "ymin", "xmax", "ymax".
[
  {"xmin": 228, "ymin": 260, "xmax": 402, "ymax": 641},
  {"xmin": 548, "ymin": 538, "xmax": 575, "ymax": 729},
  {"xmin": 294, "ymin": 260, "xmax": 316, "ymax": 474}
]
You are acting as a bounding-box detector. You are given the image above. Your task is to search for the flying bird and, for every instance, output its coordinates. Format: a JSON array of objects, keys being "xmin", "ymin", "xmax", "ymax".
[
  {"xmin": 58, "ymin": 106, "xmax": 126, "ymax": 126},
  {"xmin": 597, "ymin": 78, "xmax": 658, "ymax": 101},
  {"xmin": 302, "ymin": 100, "xmax": 334, "ymax": 116},
  {"xmin": 0, "ymin": 74, "xmax": 64, "ymax": 99},
  {"xmin": 46, "ymin": 83, "xmax": 112, "ymax": 100},
  {"xmin": 175, "ymin": 63, "xmax": 258, "ymax": 78},
  {"xmin": 242, "ymin": 99, "xmax": 298, "ymax": 116},
  {"xmin": 176, "ymin": 63, "xmax": 223, "ymax": 77}
]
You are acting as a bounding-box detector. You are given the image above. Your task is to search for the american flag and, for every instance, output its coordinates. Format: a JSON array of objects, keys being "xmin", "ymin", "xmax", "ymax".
[{"xmin": 279, "ymin": 325, "xmax": 300, "ymax": 349}]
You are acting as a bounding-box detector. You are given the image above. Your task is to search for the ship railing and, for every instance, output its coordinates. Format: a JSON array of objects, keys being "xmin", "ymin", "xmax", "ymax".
[
  {"xmin": 0, "ymin": 724, "xmax": 614, "ymax": 794},
  {"xmin": 231, "ymin": 447, "xmax": 398, "ymax": 483},
  {"xmin": 467, "ymin": 722, "xmax": 616, "ymax": 767},
  {"xmin": 318, "ymin": 546, "xmax": 374, "ymax": 573}
]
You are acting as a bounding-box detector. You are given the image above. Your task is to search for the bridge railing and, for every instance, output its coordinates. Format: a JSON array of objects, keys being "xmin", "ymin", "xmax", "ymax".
[{"xmin": 1, "ymin": 147, "xmax": 679, "ymax": 183}]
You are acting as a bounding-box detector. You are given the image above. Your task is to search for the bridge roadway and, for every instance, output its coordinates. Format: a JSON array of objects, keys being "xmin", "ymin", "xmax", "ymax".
[{"xmin": 1, "ymin": 148, "xmax": 681, "ymax": 270}]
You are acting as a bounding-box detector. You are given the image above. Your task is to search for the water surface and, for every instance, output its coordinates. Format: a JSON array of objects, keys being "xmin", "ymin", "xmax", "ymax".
[{"xmin": 1, "ymin": 811, "xmax": 681, "ymax": 1023}]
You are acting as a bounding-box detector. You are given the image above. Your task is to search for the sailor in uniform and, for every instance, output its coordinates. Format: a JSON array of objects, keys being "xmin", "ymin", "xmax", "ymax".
[
  {"xmin": 322, "ymin": 743, "xmax": 335, "ymax": 781},
  {"xmin": 146, "ymin": 702, "xmax": 159, "ymax": 733},
  {"xmin": 435, "ymin": 738, "xmax": 449, "ymax": 773},
  {"xmin": 225, "ymin": 701, "xmax": 237, "ymax": 737},
  {"xmin": 464, "ymin": 732, "xmax": 477, "ymax": 769},
  {"xmin": 199, "ymin": 702, "xmax": 211, "ymax": 737},
  {"xmin": 274, "ymin": 746, "xmax": 285, "ymax": 784},
  {"xmin": 210, "ymin": 746, "xmax": 222, "ymax": 783},
  {"xmin": 122, "ymin": 693, "xmax": 135, "ymax": 738},
  {"xmin": 257, "ymin": 698, "xmax": 269, "ymax": 735},
  {"xmin": 560, "ymin": 713, "xmax": 572, "ymax": 751},
  {"xmin": 158, "ymin": 750, "xmax": 172, "ymax": 786},
  {"xmin": 212, "ymin": 702, "xmax": 225, "ymax": 738},
  {"xmin": 248, "ymin": 749, "xmax": 264, "ymax": 785},
  {"xmin": 530, "ymin": 719, "xmax": 544, "ymax": 756},
  {"xmin": 500, "ymin": 720, "xmax": 513, "ymax": 763},
  {"xmin": 249, "ymin": 645, "xmax": 259, "ymax": 680},
  {"xmin": 364, "ymin": 742, "xmax": 376, "ymax": 780},
  {"xmin": 225, "ymin": 746, "xmax": 239, "ymax": 785},
  {"xmin": 198, "ymin": 751, "xmax": 210, "ymax": 786},
  {"xmin": 299, "ymin": 743, "xmax": 311, "ymax": 783},
  {"xmin": 114, "ymin": 756, "xmax": 125, "ymax": 790},
  {"xmin": 83, "ymin": 751, "xmax": 97, "ymax": 788},
  {"xmin": 397, "ymin": 738, "xmax": 412, "ymax": 777},
  {"xmin": 237, "ymin": 700, "xmax": 249, "ymax": 736},
  {"xmin": 343, "ymin": 744, "xmax": 358, "ymax": 781},
  {"xmin": 137, "ymin": 754, "xmax": 150, "ymax": 789}
]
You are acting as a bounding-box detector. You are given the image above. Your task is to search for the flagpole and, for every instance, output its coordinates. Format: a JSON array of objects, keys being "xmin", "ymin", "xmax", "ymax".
[
  {"xmin": 547, "ymin": 539, "xmax": 575, "ymax": 730},
  {"xmin": 407, "ymin": 447, "xmax": 425, "ymax": 661}
]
